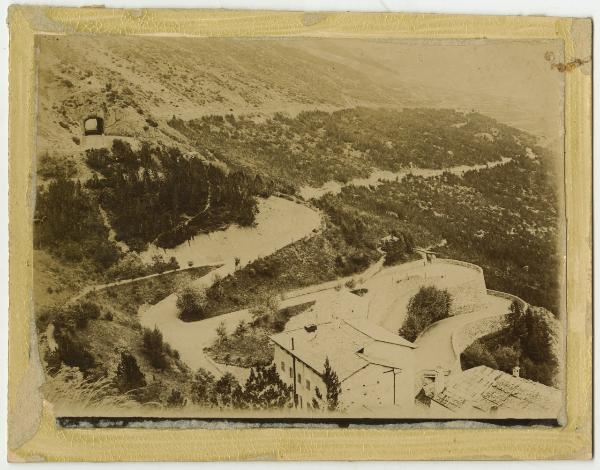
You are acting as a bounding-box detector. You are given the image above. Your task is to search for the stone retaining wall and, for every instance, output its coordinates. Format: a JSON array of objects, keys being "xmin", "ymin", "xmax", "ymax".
[
  {"xmin": 451, "ymin": 290, "xmax": 530, "ymax": 359},
  {"xmin": 451, "ymin": 314, "xmax": 508, "ymax": 357},
  {"xmin": 486, "ymin": 289, "xmax": 528, "ymax": 308}
]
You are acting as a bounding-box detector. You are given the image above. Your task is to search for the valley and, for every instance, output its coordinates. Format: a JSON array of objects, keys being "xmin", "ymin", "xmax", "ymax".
[{"xmin": 32, "ymin": 34, "xmax": 563, "ymax": 415}]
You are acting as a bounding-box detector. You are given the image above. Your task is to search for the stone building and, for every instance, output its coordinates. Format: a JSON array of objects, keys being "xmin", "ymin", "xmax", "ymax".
[{"xmin": 270, "ymin": 317, "xmax": 416, "ymax": 413}]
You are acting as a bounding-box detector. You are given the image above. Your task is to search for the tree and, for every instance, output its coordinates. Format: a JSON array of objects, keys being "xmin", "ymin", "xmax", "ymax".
[
  {"xmin": 142, "ymin": 327, "xmax": 168, "ymax": 369},
  {"xmin": 399, "ymin": 286, "xmax": 452, "ymax": 342},
  {"xmin": 382, "ymin": 231, "xmax": 415, "ymax": 266},
  {"xmin": 213, "ymin": 372, "xmax": 242, "ymax": 407},
  {"xmin": 242, "ymin": 364, "xmax": 292, "ymax": 409},
  {"xmin": 190, "ymin": 368, "xmax": 216, "ymax": 406},
  {"xmin": 176, "ymin": 286, "xmax": 208, "ymax": 321},
  {"xmin": 166, "ymin": 389, "xmax": 185, "ymax": 407},
  {"xmin": 250, "ymin": 295, "xmax": 280, "ymax": 326},
  {"xmin": 311, "ymin": 386, "xmax": 323, "ymax": 410},
  {"xmin": 114, "ymin": 351, "xmax": 146, "ymax": 394},
  {"xmin": 506, "ymin": 300, "xmax": 527, "ymax": 346},
  {"xmin": 234, "ymin": 320, "xmax": 248, "ymax": 337},
  {"xmin": 522, "ymin": 308, "xmax": 555, "ymax": 365},
  {"xmin": 215, "ymin": 321, "xmax": 227, "ymax": 344},
  {"xmin": 322, "ymin": 357, "xmax": 341, "ymax": 411}
]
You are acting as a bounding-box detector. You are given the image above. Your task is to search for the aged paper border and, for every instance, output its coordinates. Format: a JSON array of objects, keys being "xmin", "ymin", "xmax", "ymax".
[{"xmin": 7, "ymin": 6, "xmax": 592, "ymax": 461}]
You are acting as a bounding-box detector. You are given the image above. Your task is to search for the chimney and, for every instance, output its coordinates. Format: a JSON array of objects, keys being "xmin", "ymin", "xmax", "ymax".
[
  {"xmin": 291, "ymin": 337, "xmax": 294, "ymax": 350},
  {"xmin": 434, "ymin": 367, "xmax": 446, "ymax": 396},
  {"xmin": 512, "ymin": 366, "xmax": 520, "ymax": 378}
]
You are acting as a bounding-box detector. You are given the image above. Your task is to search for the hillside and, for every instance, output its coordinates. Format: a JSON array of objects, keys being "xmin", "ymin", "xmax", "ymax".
[
  {"xmin": 32, "ymin": 34, "xmax": 564, "ymax": 408},
  {"xmin": 36, "ymin": 35, "xmax": 560, "ymax": 174}
]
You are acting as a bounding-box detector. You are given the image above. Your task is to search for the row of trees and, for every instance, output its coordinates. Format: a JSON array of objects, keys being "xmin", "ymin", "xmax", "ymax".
[{"xmin": 112, "ymin": 352, "xmax": 293, "ymax": 409}]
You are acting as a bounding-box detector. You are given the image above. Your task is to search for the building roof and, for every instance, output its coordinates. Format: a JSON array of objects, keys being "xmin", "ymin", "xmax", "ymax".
[
  {"xmin": 424, "ymin": 366, "xmax": 562, "ymax": 417},
  {"xmin": 270, "ymin": 321, "xmax": 370, "ymax": 381},
  {"xmin": 284, "ymin": 289, "xmax": 369, "ymax": 330},
  {"xmin": 345, "ymin": 318, "xmax": 416, "ymax": 349},
  {"xmin": 270, "ymin": 317, "xmax": 416, "ymax": 382}
]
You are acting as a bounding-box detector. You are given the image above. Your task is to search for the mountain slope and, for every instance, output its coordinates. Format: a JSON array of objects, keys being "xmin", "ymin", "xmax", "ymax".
[{"xmin": 36, "ymin": 35, "xmax": 561, "ymax": 167}]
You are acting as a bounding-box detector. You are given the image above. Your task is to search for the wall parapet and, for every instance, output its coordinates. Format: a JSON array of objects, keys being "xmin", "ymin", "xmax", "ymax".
[
  {"xmin": 437, "ymin": 258, "xmax": 484, "ymax": 275},
  {"xmin": 451, "ymin": 314, "xmax": 508, "ymax": 358},
  {"xmin": 486, "ymin": 289, "xmax": 528, "ymax": 308},
  {"xmin": 451, "ymin": 289, "xmax": 530, "ymax": 360}
]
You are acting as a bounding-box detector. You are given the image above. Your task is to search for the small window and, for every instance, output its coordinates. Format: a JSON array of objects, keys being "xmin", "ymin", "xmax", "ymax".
[
  {"xmin": 280, "ymin": 361, "xmax": 285, "ymax": 371},
  {"xmin": 297, "ymin": 373, "xmax": 301, "ymax": 383},
  {"xmin": 306, "ymin": 379, "xmax": 311, "ymax": 390},
  {"xmin": 299, "ymin": 396, "xmax": 303, "ymax": 408},
  {"xmin": 289, "ymin": 368, "xmax": 293, "ymax": 378}
]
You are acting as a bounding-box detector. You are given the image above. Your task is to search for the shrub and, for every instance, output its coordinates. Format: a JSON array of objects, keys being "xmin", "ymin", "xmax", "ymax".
[
  {"xmin": 399, "ymin": 286, "xmax": 452, "ymax": 342},
  {"xmin": 166, "ymin": 389, "xmax": 185, "ymax": 407},
  {"xmin": 41, "ymin": 367, "xmax": 135, "ymax": 410},
  {"xmin": 114, "ymin": 351, "xmax": 146, "ymax": 394},
  {"xmin": 44, "ymin": 349, "xmax": 63, "ymax": 375},
  {"xmin": 176, "ymin": 286, "xmax": 207, "ymax": 321},
  {"xmin": 72, "ymin": 301, "xmax": 101, "ymax": 329},
  {"xmin": 54, "ymin": 332, "xmax": 96, "ymax": 372},
  {"xmin": 460, "ymin": 341, "xmax": 499, "ymax": 370},
  {"xmin": 190, "ymin": 368, "xmax": 216, "ymax": 406},
  {"xmin": 85, "ymin": 148, "xmax": 111, "ymax": 172}
]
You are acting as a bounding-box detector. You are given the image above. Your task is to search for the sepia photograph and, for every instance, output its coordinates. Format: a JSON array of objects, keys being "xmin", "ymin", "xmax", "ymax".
[
  {"xmin": 6, "ymin": 5, "xmax": 593, "ymax": 462},
  {"xmin": 31, "ymin": 33, "xmax": 568, "ymax": 422}
]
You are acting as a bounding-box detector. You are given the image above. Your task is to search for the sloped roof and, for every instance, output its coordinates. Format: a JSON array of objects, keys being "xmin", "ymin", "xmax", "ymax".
[
  {"xmin": 284, "ymin": 289, "xmax": 369, "ymax": 330},
  {"xmin": 424, "ymin": 366, "xmax": 562, "ymax": 417},
  {"xmin": 345, "ymin": 318, "xmax": 416, "ymax": 349},
  {"xmin": 270, "ymin": 316, "xmax": 416, "ymax": 381},
  {"xmin": 270, "ymin": 321, "xmax": 370, "ymax": 381}
]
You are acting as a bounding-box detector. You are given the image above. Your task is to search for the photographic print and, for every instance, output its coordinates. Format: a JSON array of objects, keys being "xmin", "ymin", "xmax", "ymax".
[{"xmin": 7, "ymin": 7, "xmax": 592, "ymax": 461}]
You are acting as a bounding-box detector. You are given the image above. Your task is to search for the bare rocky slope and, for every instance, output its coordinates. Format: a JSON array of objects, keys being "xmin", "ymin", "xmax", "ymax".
[{"xmin": 36, "ymin": 35, "xmax": 555, "ymax": 169}]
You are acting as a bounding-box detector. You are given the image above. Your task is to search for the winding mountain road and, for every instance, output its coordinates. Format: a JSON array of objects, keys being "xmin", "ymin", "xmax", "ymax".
[{"xmin": 414, "ymin": 294, "xmax": 512, "ymax": 374}]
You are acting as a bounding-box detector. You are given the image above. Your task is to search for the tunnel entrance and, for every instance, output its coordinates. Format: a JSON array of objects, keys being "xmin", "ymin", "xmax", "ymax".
[{"xmin": 83, "ymin": 116, "xmax": 104, "ymax": 136}]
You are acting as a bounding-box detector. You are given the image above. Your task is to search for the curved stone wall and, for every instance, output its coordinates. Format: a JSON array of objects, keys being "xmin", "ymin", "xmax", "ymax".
[
  {"xmin": 451, "ymin": 289, "xmax": 530, "ymax": 359},
  {"xmin": 436, "ymin": 259, "xmax": 487, "ymax": 315}
]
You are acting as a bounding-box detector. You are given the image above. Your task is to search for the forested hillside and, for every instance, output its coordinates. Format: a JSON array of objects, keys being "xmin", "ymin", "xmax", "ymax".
[
  {"xmin": 320, "ymin": 151, "xmax": 561, "ymax": 314},
  {"xmin": 84, "ymin": 139, "xmax": 264, "ymax": 251},
  {"xmin": 169, "ymin": 108, "xmax": 537, "ymax": 187}
]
